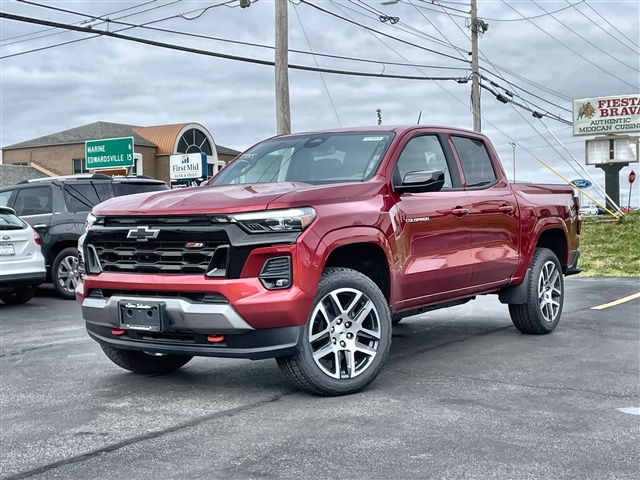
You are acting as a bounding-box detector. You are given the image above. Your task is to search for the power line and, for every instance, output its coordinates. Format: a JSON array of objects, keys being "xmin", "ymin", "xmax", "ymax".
[
  {"xmin": 1, "ymin": 4, "xmax": 469, "ymax": 73},
  {"xmin": 567, "ymin": 1, "xmax": 638, "ymax": 55},
  {"xmin": 406, "ymin": 0, "xmax": 468, "ymax": 62},
  {"xmin": 349, "ymin": 0, "xmax": 460, "ymax": 50},
  {"xmin": 530, "ymin": 0, "xmax": 638, "ymax": 73},
  {"xmin": 0, "ymin": 11, "xmax": 466, "ymax": 82},
  {"xmin": 583, "ymin": 0, "xmax": 639, "ymax": 49},
  {"xmin": 481, "ymin": 0, "xmax": 585, "ymax": 21},
  {"xmin": 500, "ymin": 0, "xmax": 638, "ymax": 89},
  {"xmin": 297, "ymin": 0, "xmax": 470, "ymax": 64},
  {"xmin": 292, "ymin": 3, "xmax": 342, "ymax": 126},
  {"xmin": 0, "ymin": 0, "xmax": 161, "ymax": 44},
  {"xmin": 403, "ymin": 0, "xmax": 469, "ymax": 19},
  {"xmin": 481, "ymin": 65, "xmax": 571, "ymax": 102},
  {"xmin": 479, "ymin": 70, "xmax": 571, "ymax": 114}
]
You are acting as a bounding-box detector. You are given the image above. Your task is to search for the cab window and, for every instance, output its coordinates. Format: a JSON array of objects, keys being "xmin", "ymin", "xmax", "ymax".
[
  {"xmin": 451, "ymin": 136, "xmax": 497, "ymax": 188},
  {"xmin": 395, "ymin": 135, "xmax": 452, "ymax": 189}
]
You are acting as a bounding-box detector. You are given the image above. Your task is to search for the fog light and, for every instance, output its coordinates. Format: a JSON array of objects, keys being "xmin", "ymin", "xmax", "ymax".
[{"xmin": 274, "ymin": 278, "xmax": 289, "ymax": 288}]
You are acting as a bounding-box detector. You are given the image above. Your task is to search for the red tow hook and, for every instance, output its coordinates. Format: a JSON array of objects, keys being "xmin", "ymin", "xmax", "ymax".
[
  {"xmin": 207, "ymin": 334, "xmax": 225, "ymax": 343},
  {"xmin": 111, "ymin": 328, "xmax": 126, "ymax": 336}
]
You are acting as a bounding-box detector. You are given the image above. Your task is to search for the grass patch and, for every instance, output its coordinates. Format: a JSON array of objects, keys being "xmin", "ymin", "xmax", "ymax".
[{"xmin": 577, "ymin": 211, "xmax": 640, "ymax": 276}]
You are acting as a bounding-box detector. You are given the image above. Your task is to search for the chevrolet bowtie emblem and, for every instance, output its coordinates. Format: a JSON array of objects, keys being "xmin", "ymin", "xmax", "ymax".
[{"xmin": 127, "ymin": 226, "xmax": 160, "ymax": 242}]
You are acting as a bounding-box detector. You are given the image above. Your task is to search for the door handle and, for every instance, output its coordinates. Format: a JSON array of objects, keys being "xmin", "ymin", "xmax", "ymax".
[
  {"xmin": 451, "ymin": 208, "xmax": 469, "ymax": 217},
  {"xmin": 498, "ymin": 205, "xmax": 514, "ymax": 214}
]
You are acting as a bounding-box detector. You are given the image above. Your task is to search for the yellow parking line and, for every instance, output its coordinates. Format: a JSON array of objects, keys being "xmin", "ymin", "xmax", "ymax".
[{"xmin": 591, "ymin": 292, "xmax": 640, "ymax": 310}]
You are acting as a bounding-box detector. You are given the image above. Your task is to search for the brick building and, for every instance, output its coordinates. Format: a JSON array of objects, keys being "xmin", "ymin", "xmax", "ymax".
[{"xmin": 1, "ymin": 121, "xmax": 241, "ymax": 186}]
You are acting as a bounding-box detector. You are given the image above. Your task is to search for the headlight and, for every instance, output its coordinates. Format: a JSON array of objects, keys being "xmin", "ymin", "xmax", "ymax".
[
  {"xmin": 230, "ymin": 207, "xmax": 316, "ymax": 233},
  {"xmin": 85, "ymin": 212, "xmax": 97, "ymax": 232}
]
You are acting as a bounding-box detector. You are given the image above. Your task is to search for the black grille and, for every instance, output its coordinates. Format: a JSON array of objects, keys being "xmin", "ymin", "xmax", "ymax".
[
  {"xmin": 87, "ymin": 226, "xmax": 230, "ymax": 275},
  {"xmin": 92, "ymin": 240, "xmax": 219, "ymax": 274}
]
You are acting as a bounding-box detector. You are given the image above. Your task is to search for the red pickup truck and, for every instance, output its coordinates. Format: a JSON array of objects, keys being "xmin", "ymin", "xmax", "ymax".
[{"xmin": 77, "ymin": 126, "xmax": 581, "ymax": 396}]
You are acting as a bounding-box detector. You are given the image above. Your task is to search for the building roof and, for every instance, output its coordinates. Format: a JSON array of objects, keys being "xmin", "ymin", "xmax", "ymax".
[
  {"xmin": 0, "ymin": 165, "xmax": 49, "ymax": 188},
  {"xmin": 2, "ymin": 121, "xmax": 241, "ymax": 156},
  {"xmin": 2, "ymin": 121, "xmax": 157, "ymax": 150}
]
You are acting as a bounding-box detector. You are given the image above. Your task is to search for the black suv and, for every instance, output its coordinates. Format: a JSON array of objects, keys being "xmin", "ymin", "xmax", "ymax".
[{"xmin": 0, "ymin": 174, "xmax": 168, "ymax": 299}]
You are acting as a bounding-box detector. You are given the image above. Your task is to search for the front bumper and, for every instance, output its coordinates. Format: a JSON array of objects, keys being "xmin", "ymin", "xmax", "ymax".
[{"xmin": 86, "ymin": 323, "xmax": 303, "ymax": 360}]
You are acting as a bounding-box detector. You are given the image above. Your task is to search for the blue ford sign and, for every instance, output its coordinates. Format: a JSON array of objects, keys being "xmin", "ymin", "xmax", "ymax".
[{"xmin": 571, "ymin": 179, "xmax": 592, "ymax": 189}]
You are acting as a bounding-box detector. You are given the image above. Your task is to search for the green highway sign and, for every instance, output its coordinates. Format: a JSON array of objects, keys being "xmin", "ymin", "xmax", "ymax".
[{"xmin": 85, "ymin": 137, "xmax": 134, "ymax": 169}]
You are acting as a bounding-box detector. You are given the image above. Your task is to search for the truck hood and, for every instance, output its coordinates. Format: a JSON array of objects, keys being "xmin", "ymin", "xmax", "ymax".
[{"xmin": 93, "ymin": 182, "xmax": 381, "ymax": 216}]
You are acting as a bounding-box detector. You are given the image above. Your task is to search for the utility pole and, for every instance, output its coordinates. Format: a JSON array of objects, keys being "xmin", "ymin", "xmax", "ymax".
[
  {"xmin": 275, "ymin": 0, "xmax": 291, "ymax": 135},
  {"xmin": 470, "ymin": 0, "xmax": 481, "ymax": 132}
]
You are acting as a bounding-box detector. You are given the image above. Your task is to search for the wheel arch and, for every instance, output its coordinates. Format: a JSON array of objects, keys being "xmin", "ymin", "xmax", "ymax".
[{"xmin": 316, "ymin": 227, "xmax": 394, "ymax": 303}]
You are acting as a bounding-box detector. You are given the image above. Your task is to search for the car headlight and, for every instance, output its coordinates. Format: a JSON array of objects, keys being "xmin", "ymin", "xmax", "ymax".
[
  {"xmin": 85, "ymin": 212, "xmax": 97, "ymax": 232},
  {"xmin": 230, "ymin": 207, "xmax": 316, "ymax": 233}
]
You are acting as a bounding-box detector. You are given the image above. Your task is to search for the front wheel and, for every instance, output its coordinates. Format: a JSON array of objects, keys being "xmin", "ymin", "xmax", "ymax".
[
  {"xmin": 52, "ymin": 247, "xmax": 79, "ymax": 300},
  {"xmin": 101, "ymin": 346, "xmax": 193, "ymax": 374},
  {"xmin": 509, "ymin": 247, "xmax": 564, "ymax": 334},
  {"xmin": 277, "ymin": 267, "xmax": 392, "ymax": 396},
  {"xmin": 0, "ymin": 287, "xmax": 37, "ymax": 305}
]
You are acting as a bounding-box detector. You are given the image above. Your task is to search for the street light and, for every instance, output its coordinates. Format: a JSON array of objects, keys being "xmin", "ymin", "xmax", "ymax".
[{"xmin": 508, "ymin": 142, "xmax": 516, "ymax": 183}]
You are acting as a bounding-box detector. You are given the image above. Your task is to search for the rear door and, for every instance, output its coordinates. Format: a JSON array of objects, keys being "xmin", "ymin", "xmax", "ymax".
[
  {"xmin": 12, "ymin": 186, "xmax": 54, "ymax": 231},
  {"xmin": 450, "ymin": 135, "xmax": 519, "ymax": 287},
  {"xmin": 390, "ymin": 133, "xmax": 472, "ymax": 306}
]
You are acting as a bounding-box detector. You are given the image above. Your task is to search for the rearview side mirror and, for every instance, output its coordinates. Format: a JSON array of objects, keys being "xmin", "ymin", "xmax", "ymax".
[{"xmin": 394, "ymin": 170, "xmax": 445, "ymax": 194}]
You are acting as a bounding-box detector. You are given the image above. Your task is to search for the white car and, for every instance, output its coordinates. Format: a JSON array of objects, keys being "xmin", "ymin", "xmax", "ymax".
[
  {"xmin": 0, "ymin": 206, "xmax": 46, "ymax": 305},
  {"xmin": 579, "ymin": 205, "xmax": 599, "ymax": 216}
]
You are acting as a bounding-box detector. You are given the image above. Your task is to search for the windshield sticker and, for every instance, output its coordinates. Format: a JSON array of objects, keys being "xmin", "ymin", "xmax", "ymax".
[
  {"xmin": 362, "ymin": 136, "xmax": 384, "ymax": 142},
  {"xmin": 241, "ymin": 153, "xmax": 256, "ymax": 158}
]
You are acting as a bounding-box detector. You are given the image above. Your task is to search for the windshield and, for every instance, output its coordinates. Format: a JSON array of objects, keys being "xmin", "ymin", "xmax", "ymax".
[
  {"xmin": 0, "ymin": 212, "xmax": 26, "ymax": 230},
  {"xmin": 210, "ymin": 132, "xmax": 394, "ymax": 186}
]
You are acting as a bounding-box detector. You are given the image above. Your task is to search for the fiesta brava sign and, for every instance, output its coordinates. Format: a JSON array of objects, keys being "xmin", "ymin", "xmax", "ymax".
[{"xmin": 573, "ymin": 94, "xmax": 640, "ymax": 137}]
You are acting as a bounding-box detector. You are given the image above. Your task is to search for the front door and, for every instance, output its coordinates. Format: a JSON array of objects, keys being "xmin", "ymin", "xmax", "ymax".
[{"xmin": 390, "ymin": 134, "xmax": 473, "ymax": 307}]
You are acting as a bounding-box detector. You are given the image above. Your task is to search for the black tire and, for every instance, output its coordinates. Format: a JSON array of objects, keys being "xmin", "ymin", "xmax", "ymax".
[
  {"xmin": 52, "ymin": 247, "xmax": 79, "ymax": 300},
  {"xmin": 509, "ymin": 247, "xmax": 564, "ymax": 334},
  {"xmin": 101, "ymin": 346, "xmax": 193, "ymax": 374},
  {"xmin": 277, "ymin": 267, "xmax": 392, "ymax": 396},
  {"xmin": 0, "ymin": 287, "xmax": 37, "ymax": 305}
]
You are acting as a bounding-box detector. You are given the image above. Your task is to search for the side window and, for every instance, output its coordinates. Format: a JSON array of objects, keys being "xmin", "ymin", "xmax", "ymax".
[
  {"xmin": 451, "ymin": 136, "xmax": 497, "ymax": 187},
  {"xmin": 13, "ymin": 187, "xmax": 53, "ymax": 216},
  {"xmin": 73, "ymin": 159, "xmax": 88, "ymax": 174},
  {"xmin": 0, "ymin": 190, "xmax": 14, "ymax": 207},
  {"xmin": 395, "ymin": 135, "xmax": 452, "ymax": 189},
  {"xmin": 63, "ymin": 183, "xmax": 113, "ymax": 212}
]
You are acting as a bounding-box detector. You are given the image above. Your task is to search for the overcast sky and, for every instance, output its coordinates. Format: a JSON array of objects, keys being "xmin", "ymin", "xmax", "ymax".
[{"xmin": 1, "ymin": 0, "xmax": 639, "ymax": 206}]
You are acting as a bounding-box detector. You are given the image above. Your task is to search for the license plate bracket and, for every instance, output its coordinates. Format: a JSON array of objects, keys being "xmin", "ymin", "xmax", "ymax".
[
  {"xmin": 0, "ymin": 244, "xmax": 15, "ymax": 256},
  {"xmin": 118, "ymin": 301, "xmax": 166, "ymax": 332}
]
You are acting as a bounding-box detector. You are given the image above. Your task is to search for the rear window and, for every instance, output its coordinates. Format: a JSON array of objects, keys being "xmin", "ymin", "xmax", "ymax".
[
  {"xmin": 113, "ymin": 182, "xmax": 168, "ymax": 196},
  {"xmin": 451, "ymin": 136, "xmax": 497, "ymax": 188},
  {"xmin": 0, "ymin": 211, "xmax": 25, "ymax": 230},
  {"xmin": 63, "ymin": 183, "xmax": 114, "ymax": 212}
]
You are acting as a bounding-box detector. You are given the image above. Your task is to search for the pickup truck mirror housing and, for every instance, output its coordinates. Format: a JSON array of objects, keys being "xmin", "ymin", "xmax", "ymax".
[{"xmin": 394, "ymin": 170, "xmax": 445, "ymax": 194}]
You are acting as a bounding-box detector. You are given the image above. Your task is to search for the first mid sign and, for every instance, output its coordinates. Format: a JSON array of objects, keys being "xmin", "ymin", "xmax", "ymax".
[{"xmin": 85, "ymin": 137, "xmax": 134, "ymax": 169}]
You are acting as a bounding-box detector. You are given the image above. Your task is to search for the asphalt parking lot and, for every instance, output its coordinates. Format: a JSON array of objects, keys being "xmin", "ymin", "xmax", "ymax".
[{"xmin": 1, "ymin": 277, "xmax": 638, "ymax": 480}]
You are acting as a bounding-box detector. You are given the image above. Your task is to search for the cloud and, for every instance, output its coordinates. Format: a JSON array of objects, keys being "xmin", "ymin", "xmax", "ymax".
[{"xmin": 0, "ymin": 0, "xmax": 638, "ymax": 205}]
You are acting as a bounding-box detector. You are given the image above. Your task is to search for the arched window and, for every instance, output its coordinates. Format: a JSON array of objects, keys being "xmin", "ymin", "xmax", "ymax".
[{"xmin": 177, "ymin": 128, "xmax": 213, "ymax": 155}]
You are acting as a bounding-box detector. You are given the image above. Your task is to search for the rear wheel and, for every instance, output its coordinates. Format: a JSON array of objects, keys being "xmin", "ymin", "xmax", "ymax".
[
  {"xmin": 52, "ymin": 247, "xmax": 78, "ymax": 300},
  {"xmin": 277, "ymin": 268, "xmax": 392, "ymax": 396},
  {"xmin": 101, "ymin": 346, "xmax": 193, "ymax": 374},
  {"xmin": 509, "ymin": 248, "xmax": 564, "ymax": 334},
  {"xmin": 0, "ymin": 287, "xmax": 37, "ymax": 305}
]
